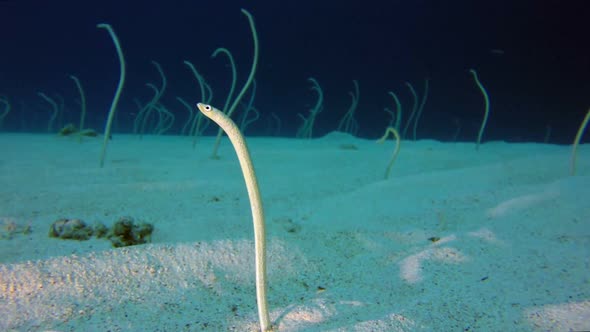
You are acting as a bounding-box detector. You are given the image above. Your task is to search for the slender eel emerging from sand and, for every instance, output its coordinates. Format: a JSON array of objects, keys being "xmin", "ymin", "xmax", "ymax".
[{"xmin": 196, "ymin": 103, "xmax": 272, "ymax": 331}]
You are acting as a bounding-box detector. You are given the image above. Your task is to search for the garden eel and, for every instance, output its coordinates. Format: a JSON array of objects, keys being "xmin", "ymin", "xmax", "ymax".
[{"xmin": 196, "ymin": 103, "xmax": 272, "ymax": 331}]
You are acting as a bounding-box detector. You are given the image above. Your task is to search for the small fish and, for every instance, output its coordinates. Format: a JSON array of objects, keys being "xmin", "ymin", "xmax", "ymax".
[{"xmin": 490, "ymin": 49, "xmax": 505, "ymax": 56}]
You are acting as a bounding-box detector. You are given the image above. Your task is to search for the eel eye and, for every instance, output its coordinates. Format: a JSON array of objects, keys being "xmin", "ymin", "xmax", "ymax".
[{"xmin": 197, "ymin": 103, "xmax": 213, "ymax": 112}]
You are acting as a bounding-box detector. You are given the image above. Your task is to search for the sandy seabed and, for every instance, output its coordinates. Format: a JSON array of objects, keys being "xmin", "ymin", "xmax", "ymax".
[{"xmin": 0, "ymin": 133, "xmax": 589, "ymax": 331}]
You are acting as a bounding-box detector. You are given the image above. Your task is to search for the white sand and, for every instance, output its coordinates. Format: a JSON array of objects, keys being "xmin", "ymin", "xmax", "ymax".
[{"xmin": 0, "ymin": 133, "xmax": 588, "ymax": 331}]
